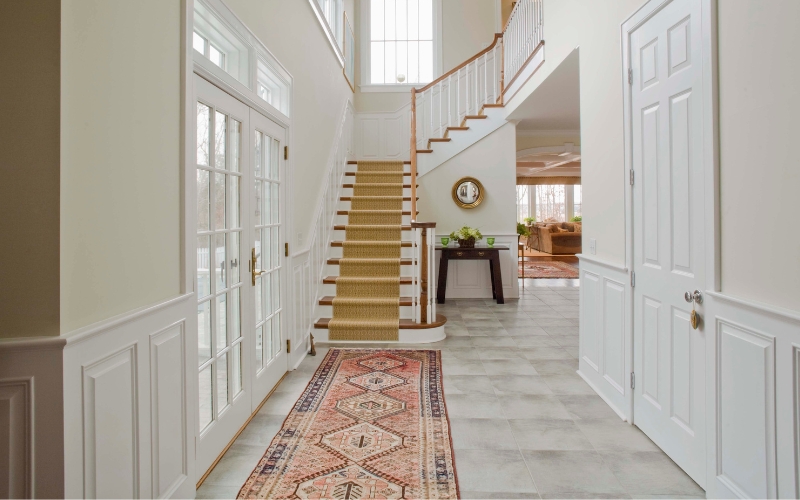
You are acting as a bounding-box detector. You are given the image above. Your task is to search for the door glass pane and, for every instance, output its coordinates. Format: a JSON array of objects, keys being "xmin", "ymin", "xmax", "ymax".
[
  {"xmin": 263, "ymin": 181, "xmax": 271, "ymax": 224},
  {"xmin": 216, "ymin": 293, "xmax": 227, "ymax": 352},
  {"xmin": 263, "ymin": 228, "xmax": 271, "ymax": 271},
  {"xmin": 217, "ymin": 354, "xmax": 229, "ymax": 413},
  {"xmin": 255, "ymin": 276, "xmax": 263, "ymax": 323},
  {"xmin": 197, "ymin": 103, "xmax": 210, "ymax": 166},
  {"xmin": 263, "ymin": 319, "xmax": 272, "ymax": 362},
  {"xmin": 272, "ymin": 314, "xmax": 281, "ymax": 357},
  {"xmin": 272, "ymin": 270, "xmax": 280, "ymax": 312},
  {"xmin": 232, "ymin": 343, "xmax": 242, "ymax": 397},
  {"xmin": 263, "ymin": 273, "xmax": 272, "ymax": 317},
  {"xmin": 197, "ymin": 235, "xmax": 211, "ymax": 298},
  {"xmin": 254, "ymin": 181, "xmax": 262, "ymax": 225},
  {"xmin": 255, "ymin": 325, "xmax": 263, "ymax": 369},
  {"xmin": 231, "ymin": 288, "xmax": 241, "ymax": 340},
  {"xmin": 198, "ymin": 301, "xmax": 211, "ymax": 364},
  {"xmin": 215, "ymin": 173, "xmax": 226, "ymax": 229},
  {"xmin": 230, "ymin": 119, "xmax": 241, "ymax": 173},
  {"xmin": 214, "ymin": 111, "xmax": 227, "ymax": 169},
  {"xmin": 197, "ymin": 170, "xmax": 210, "ymax": 231},
  {"xmin": 215, "ymin": 233, "xmax": 226, "ymax": 290},
  {"xmin": 271, "ymin": 138, "xmax": 280, "ymax": 180},
  {"xmin": 230, "ymin": 231, "xmax": 240, "ymax": 284},
  {"xmin": 230, "ymin": 176, "xmax": 240, "ymax": 228},
  {"xmin": 271, "ymin": 183, "xmax": 279, "ymax": 224},
  {"xmin": 199, "ymin": 365, "xmax": 213, "ymax": 432},
  {"xmin": 272, "ymin": 226, "xmax": 280, "ymax": 270},
  {"xmin": 254, "ymin": 132, "xmax": 262, "ymax": 177},
  {"xmin": 254, "ymin": 227, "xmax": 262, "ymax": 271}
]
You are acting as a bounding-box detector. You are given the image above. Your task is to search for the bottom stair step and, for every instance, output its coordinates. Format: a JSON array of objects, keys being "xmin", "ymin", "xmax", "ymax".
[
  {"xmin": 314, "ymin": 314, "xmax": 447, "ymax": 330},
  {"xmin": 323, "ymin": 276, "xmax": 415, "ymax": 284}
]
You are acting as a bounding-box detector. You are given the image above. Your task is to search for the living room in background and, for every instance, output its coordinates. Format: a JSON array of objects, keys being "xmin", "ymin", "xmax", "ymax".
[{"xmin": 361, "ymin": 0, "xmax": 442, "ymax": 89}]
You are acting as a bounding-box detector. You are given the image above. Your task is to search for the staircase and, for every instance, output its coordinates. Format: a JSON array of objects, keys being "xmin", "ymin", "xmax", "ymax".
[{"xmin": 312, "ymin": 160, "xmax": 446, "ymax": 343}]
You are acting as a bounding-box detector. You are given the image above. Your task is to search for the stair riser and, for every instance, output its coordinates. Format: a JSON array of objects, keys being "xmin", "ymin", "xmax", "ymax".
[
  {"xmin": 339, "ymin": 187, "xmax": 413, "ymax": 197},
  {"xmin": 324, "ymin": 264, "xmax": 414, "ymax": 276},
  {"xmin": 332, "ymin": 230, "xmax": 415, "ymax": 241},
  {"xmin": 334, "ymin": 214, "xmax": 413, "ymax": 225},
  {"xmin": 321, "ymin": 283, "xmax": 416, "ymax": 296},
  {"xmin": 340, "ymin": 200, "xmax": 413, "ymax": 211},
  {"xmin": 345, "ymin": 166, "xmax": 411, "ymax": 174},
  {"xmin": 315, "ymin": 304, "xmax": 414, "ymax": 319},
  {"xmin": 328, "ymin": 247, "xmax": 415, "ymax": 259}
]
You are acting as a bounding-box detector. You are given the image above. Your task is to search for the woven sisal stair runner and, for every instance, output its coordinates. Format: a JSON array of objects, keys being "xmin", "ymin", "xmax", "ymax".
[{"xmin": 328, "ymin": 161, "xmax": 405, "ymax": 341}]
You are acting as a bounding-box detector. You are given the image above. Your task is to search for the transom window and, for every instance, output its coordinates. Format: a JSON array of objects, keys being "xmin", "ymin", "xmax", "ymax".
[
  {"xmin": 368, "ymin": 0, "xmax": 435, "ymax": 85},
  {"xmin": 193, "ymin": 32, "xmax": 226, "ymax": 70}
]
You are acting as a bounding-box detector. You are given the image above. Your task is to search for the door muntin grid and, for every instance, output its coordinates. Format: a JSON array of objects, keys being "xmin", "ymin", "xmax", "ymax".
[
  {"xmin": 197, "ymin": 101, "xmax": 245, "ymax": 434},
  {"xmin": 253, "ymin": 130, "xmax": 282, "ymax": 372}
]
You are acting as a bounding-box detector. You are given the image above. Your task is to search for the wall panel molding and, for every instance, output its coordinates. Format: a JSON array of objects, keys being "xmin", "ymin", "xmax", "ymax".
[
  {"xmin": 355, "ymin": 105, "xmax": 411, "ymax": 160},
  {"xmin": 0, "ymin": 378, "xmax": 32, "ymax": 499}
]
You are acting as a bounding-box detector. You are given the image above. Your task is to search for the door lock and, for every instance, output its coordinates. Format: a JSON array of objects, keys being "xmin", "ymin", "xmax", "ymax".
[{"xmin": 684, "ymin": 290, "xmax": 702, "ymax": 330}]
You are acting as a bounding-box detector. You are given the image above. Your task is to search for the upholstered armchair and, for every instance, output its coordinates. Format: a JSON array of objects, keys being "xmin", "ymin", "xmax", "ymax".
[{"xmin": 539, "ymin": 223, "xmax": 582, "ymax": 255}]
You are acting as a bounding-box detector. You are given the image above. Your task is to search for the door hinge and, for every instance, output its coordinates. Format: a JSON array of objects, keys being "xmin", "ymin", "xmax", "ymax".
[
  {"xmin": 284, "ymin": 146, "xmax": 288, "ymax": 160},
  {"xmin": 628, "ymin": 68, "xmax": 633, "ymax": 85},
  {"xmin": 629, "ymin": 169, "xmax": 634, "ymax": 186},
  {"xmin": 631, "ymin": 271, "xmax": 636, "ymax": 287},
  {"xmin": 285, "ymin": 242, "xmax": 289, "ymax": 257},
  {"xmin": 286, "ymin": 339, "xmax": 291, "ymax": 353},
  {"xmin": 631, "ymin": 372, "xmax": 635, "ymax": 389}
]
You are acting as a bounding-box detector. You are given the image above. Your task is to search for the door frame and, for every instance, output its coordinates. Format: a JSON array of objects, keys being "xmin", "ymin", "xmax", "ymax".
[{"xmin": 621, "ymin": 0, "xmax": 720, "ymax": 489}]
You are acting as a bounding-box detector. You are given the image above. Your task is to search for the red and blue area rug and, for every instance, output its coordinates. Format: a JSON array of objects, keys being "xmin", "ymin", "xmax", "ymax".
[{"xmin": 238, "ymin": 349, "xmax": 459, "ymax": 499}]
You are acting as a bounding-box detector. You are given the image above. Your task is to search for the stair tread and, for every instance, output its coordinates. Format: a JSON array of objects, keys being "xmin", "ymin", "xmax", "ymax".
[
  {"xmin": 337, "ymin": 210, "xmax": 417, "ymax": 215},
  {"xmin": 319, "ymin": 296, "xmax": 413, "ymax": 306},
  {"xmin": 465, "ymin": 115, "xmax": 488, "ymax": 119},
  {"xmin": 342, "ymin": 184, "xmax": 414, "ymax": 188},
  {"xmin": 314, "ymin": 314, "xmax": 447, "ymax": 329},
  {"xmin": 482, "ymin": 103, "xmax": 504, "ymax": 108},
  {"xmin": 429, "ymin": 138, "xmax": 451, "ymax": 142},
  {"xmin": 348, "ymin": 160, "xmax": 411, "ymax": 164},
  {"xmin": 327, "ymin": 258, "xmax": 414, "ymax": 265},
  {"xmin": 333, "ymin": 225, "xmax": 412, "ymax": 230},
  {"xmin": 340, "ymin": 197, "xmax": 417, "ymax": 201},
  {"xmin": 446, "ymin": 126, "xmax": 469, "ymax": 131},
  {"xmin": 323, "ymin": 276, "xmax": 415, "ymax": 284},
  {"xmin": 331, "ymin": 241, "xmax": 413, "ymax": 247},
  {"xmin": 417, "ymin": 149, "xmax": 433, "ymax": 154}
]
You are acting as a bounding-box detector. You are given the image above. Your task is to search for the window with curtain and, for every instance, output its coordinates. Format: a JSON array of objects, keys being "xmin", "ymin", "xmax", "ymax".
[
  {"xmin": 535, "ymin": 185, "xmax": 567, "ymax": 222},
  {"xmin": 369, "ymin": 0, "xmax": 434, "ymax": 85},
  {"xmin": 573, "ymin": 185, "xmax": 582, "ymax": 218},
  {"xmin": 516, "ymin": 185, "xmax": 531, "ymax": 223}
]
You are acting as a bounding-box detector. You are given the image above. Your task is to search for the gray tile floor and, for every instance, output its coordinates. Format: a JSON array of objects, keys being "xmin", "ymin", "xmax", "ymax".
[{"xmin": 197, "ymin": 283, "xmax": 705, "ymax": 499}]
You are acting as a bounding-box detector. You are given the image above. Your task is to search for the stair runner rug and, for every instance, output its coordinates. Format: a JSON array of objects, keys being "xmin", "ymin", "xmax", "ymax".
[
  {"xmin": 237, "ymin": 349, "xmax": 459, "ymax": 499},
  {"xmin": 329, "ymin": 161, "xmax": 405, "ymax": 341},
  {"xmin": 519, "ymin": 260, "xmax": 579, "ymax": 279}
]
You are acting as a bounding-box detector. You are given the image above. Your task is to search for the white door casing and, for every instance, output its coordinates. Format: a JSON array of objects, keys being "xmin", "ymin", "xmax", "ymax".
[{"xmin": 628, "ymin": 0, "xmax": 707, "ymax": 488}]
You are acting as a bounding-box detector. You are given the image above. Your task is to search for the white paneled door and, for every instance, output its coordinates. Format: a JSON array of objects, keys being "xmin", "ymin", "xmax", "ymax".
[
  {"xmin": 630, "ymin": 0, "xmax": 706, "ymax": 488},
  {"xmin": 194, "ymin": 75, "xmax": 287, "ymax": 477}
]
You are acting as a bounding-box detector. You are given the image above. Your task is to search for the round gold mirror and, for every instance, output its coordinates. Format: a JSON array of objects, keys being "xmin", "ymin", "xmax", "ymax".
[{"xmin": 452, "ymin": 177, "xmax": 485, "ymax": 209}]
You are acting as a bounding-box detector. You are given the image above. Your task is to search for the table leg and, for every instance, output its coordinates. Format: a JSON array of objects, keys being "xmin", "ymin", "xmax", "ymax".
[
  {"xmin": 437, "ymin": 254, "xmax": 449, "ymax": 304},
  {"xmin": 489, "ymin": 258, "xmax": 497, "ymax": 299},
  {"xmin": 491, "ymin": 253, "xmax": 504, "ymax": 304}
]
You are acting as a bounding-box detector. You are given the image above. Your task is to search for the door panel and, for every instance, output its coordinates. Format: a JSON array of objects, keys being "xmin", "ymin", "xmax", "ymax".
[{"xmin": 631, "ymin": 0, "xmax": 706, "ymax": 488}]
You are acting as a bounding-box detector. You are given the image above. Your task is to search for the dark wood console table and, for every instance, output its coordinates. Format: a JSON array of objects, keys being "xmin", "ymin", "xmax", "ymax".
[{"xmin": 436, "ymin": 245, "xmax": 510, "ymax": 304}]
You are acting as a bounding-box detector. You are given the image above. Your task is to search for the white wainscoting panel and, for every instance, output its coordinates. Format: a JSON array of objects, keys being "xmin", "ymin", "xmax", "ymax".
[
  {"xmin": 0, "ymin": 339, "xmax": 65, "ymax": 499},
  {"xmin": 63, "ymin": 294, "xmax": 195, "ymax": 499},
  {"xmin": 433, "ymin": 236, "xmax": 520, "ymax": 300},
  {"xmin": 576, "ymin": 255, "xmax": 632, "ymax": 421},
  {"xmin": 355, "ymin": 104, "xmax": 411, "ymax": 160},
  {"xmin": 0, "ymin": 378, "xmax": 31, "ymax": 499},
  {"xmin": 704, "ymin": 291, "xmax": 799, "ymax": 499}
]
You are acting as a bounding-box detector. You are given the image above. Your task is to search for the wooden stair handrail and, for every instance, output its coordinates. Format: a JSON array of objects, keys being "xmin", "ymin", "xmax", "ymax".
[{"xmin": 415, "ymin": 33, "xmax": 503, "ymax": 94}]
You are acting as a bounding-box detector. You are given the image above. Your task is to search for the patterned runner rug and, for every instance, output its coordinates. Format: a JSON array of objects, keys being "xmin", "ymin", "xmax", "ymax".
[
  {"xmin": 238, "ymin": 349, "xmax": 459, "ymax": 499},
  {"xmin": 519, "ymin": 260, "xmax": 579, "ymax": 278}
]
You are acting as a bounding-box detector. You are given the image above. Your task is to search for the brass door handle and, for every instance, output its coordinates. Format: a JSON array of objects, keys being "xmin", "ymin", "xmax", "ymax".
[{"xmin": 251, "ymin": 248, "xmax": 266, "ymax": 286}]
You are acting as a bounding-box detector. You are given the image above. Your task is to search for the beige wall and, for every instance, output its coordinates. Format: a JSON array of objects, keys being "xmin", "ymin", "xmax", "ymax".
[
  {"xmin": 505, "ymin": 0, "xmax": 642, "ymax": 264},
  {"xmin": 418, "ymin": 123, "xmax": 517, "ymax": 235},
  {"xmin": 718, "ymin": 0, "xmax": 800, "ymax": 312},
  {"xmin": 354, "ymin": 0, "xmax": 498, "ymax": 113},
  {"xmin": 0, "ymin": 1, "xmax": 61, "ymax": 338},
  {"xmin": 60, "ymin": 0, "xmax": 182, "ymax": 332},
  {"xmin": 225, "ymin": 0, "xmax": 354, "ymax": 250}
]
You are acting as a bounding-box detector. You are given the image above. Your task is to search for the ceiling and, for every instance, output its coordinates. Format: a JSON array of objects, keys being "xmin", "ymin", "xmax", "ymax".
[
  {"xmin": 516, "ymin": 143, "xmax": 581, "ymax": 177},
  {"xmin": 509, "ymin": 48, "xmax": 581, "ymax": 131}
]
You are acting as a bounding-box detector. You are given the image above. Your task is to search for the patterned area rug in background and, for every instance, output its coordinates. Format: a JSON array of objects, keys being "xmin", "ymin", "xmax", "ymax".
[
  {"xmin": 519, "ymin": 260, "xmax": 579, "ymax": 279},
  {"xmin": 238, "ymin": 349, "xmax": 459, "ymax": 499}
]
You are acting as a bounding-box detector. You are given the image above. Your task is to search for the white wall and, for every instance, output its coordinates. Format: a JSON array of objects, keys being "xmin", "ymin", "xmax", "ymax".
[
  {"xmin": 224, "ymin": 0, "xmax": 355, "ymax": 250},
  {"xmin": 61, "ymin": 0, "xmax": 183, "ymax": 333},
  {"xmin": 419, "ymin": 123, "xmax": 519, "ymax": 299},
  {"xmin": 717, "ymin": 0, "xmax": 800, "ymax": 312}
]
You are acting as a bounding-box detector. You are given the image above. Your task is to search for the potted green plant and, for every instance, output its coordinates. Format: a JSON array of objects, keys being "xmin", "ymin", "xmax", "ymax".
[
  {"xmin": 523, "ymin": 216, "xmax": 536, "ymax": 225},
  {"xmin": 449, "ymin": 226, "xmax": 483, "ymax": 248},
  {"xmin": 570, "ymin": 215, "xmax": 582, "ymax": 222},
  {"xmin": 517, "ymin": 222, "xmax": 531, "ymax": 237}
]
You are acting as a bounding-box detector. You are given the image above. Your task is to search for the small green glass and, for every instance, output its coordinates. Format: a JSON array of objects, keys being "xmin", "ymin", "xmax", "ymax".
[
  {"xmin": 486, "ymin": 237, "xmax": 496, "ymax": 247},
  {"xmin": 441, "ymin": 237, "xmax": 450, "ymax": 247}
]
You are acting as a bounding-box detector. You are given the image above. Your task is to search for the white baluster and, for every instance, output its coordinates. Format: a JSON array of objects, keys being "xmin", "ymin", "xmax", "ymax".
[
  {"xmin": 428, "ymin": 89, "xmax": 433, "ymax": 145},
  {"xmin": 483, "ymin": 53, "xmax": 488, "ymax": 107},
  {"xmin": 474, "ymin": 60, "xmax": 479, "ymax": 114},
  {"xmin": 438, "ymin": 81, "xmax": 443, "ymax": 137},
  {"xmin": 448, "ymin": 74, "xmax": 452, "ymax": 128},
  {"xmin": 457, "ymin": 67, "xmax": 461, "ymax": 124},
  {"xmin": 493, "ymin": 45, "xmax": 497, "ymax": 103}
]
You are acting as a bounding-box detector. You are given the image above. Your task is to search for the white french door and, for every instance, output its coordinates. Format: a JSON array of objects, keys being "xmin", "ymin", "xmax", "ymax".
[
  {"xmin": 193, "ymin": 75, "xmax": 287, "ymax": 476},
  {"xmin": 630, "ymin": 0, "xmax": 706, "ymax": 488}
]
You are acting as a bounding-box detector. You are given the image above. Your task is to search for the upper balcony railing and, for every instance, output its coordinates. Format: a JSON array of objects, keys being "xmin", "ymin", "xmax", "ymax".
[{"xmin": 504, "ymin": 0, "xmax": 544, "ymax": 88}]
